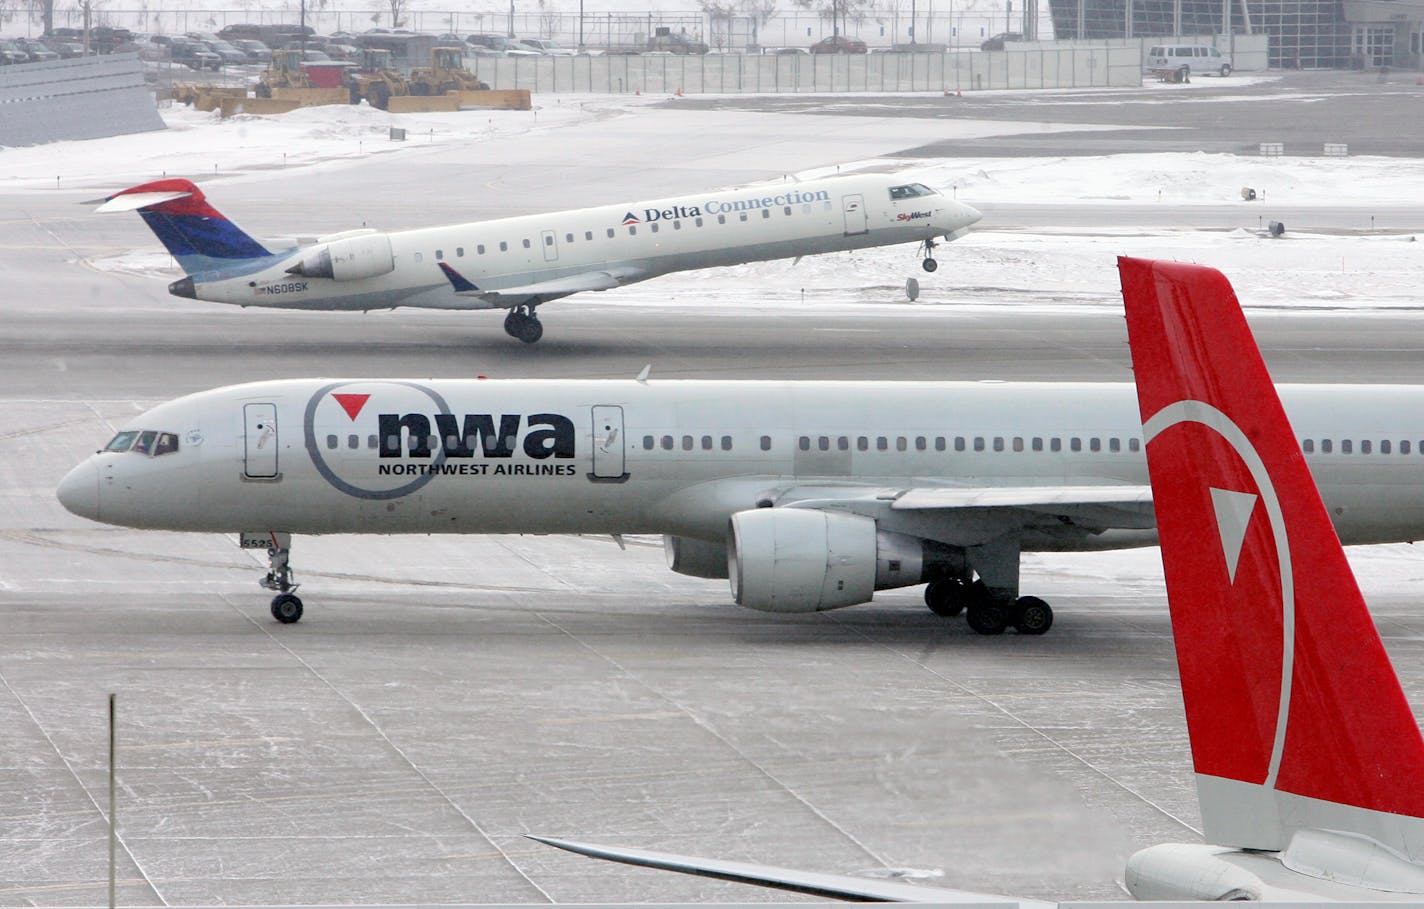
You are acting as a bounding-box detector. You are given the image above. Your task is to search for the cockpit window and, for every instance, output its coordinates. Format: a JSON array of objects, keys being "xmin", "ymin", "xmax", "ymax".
[
  {"xmin": 103, "ymin": 429, "xmax": 180, "ymax": 456},
  {"xmin": 888, "ymin": 183, "xmax": 937, "ymax": 200},
  {"xmin": 105, "ymin": 430, "xmax": 139, "ymax": 452}
]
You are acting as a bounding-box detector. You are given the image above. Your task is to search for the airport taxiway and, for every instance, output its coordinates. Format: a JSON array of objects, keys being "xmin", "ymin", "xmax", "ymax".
[{"xmin": 3, "ymin": 74, "xmax": 1424, "ymax": 907}]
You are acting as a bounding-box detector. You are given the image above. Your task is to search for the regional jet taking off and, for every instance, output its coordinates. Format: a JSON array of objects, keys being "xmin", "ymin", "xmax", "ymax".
[
  {"xmin": 531, "ymin": 258, "xmax": 1424, "ymax": 904},
  {"xmin": 94, "ymin": 174, "xmax": 982, "ymax": 343},
  {"xmin": 58, "ymin": 363, "xmax": 1424, "ymax": 630}
]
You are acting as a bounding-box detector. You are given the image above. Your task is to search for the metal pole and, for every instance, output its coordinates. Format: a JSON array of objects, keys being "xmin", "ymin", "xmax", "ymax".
[{"xmin": 108, "ymin": 693, "xmax": 116, "ymax": 909}]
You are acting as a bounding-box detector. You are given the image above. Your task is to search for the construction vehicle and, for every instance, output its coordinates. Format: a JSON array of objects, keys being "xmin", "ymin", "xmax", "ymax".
[
  {"xmin": 408, "ymin": 46, "xmax": 489, "ymax": 95},
  {"xmin": 254, "ymin": 49, "xmax": 312, "ymax": 97},
  {"xmin": 345, "ymin": 47, "xmax": 408, "ymax": 109}
]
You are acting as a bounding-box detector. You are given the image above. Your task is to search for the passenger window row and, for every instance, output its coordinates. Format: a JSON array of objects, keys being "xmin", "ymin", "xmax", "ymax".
[
  {"xmin": 423, "ymin": 201, "xmax": 836, "ymax": 262},
  {"xmin": 1302, "ymin": 438, "xmax": 1417, "ymax": 455}
]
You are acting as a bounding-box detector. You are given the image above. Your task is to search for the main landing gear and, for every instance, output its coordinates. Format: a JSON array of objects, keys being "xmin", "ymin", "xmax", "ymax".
[
  {"xmin": 255, "ymin": 534, "xmax": 303, "ymax": 624},
  {"xmin": 504, "ymin": 305, "xmax": 544, "ymax": 344},
  {"xmin": 919, "ymin": 238, "xmax": 939, "ymax": 273},
  {"xmin": 923, "ymin": 578, "xmax": 1054, "ymax": 636}
]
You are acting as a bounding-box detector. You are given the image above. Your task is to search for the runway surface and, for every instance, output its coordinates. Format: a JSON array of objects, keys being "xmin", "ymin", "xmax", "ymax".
[{"xmin": 4, "ymin": 75, "xmax": 1424, "ymax": 907}]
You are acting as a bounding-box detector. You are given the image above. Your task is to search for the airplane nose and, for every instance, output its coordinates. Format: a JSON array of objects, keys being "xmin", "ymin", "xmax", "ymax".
[
  {"xmin": 57, "ymin": 459, "xmax": 100, "ymax": 521},
  {"xmin": 957, "ymin": 201, "xmax": 983, "ymax": 226}
]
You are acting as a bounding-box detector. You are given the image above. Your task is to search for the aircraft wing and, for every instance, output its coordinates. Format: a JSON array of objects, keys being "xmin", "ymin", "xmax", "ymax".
[
  {"xmin": 527, "ymin": 836, "xmax": 1049, "ymax": 907},
  {"xmin": 439, "ymin": 262, "xmax": 645, "ymax": 300},
  {"xmin": 768, "ymin": 484, "xmax": 1155, "ymax": 536}
]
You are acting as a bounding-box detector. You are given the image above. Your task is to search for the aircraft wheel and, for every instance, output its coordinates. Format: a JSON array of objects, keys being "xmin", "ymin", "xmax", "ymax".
[
  {"xmin": 924, "ymin": 579, "xmax": 966, "ymax": 617},
  {"xmin": 270, "ymin": 593, "xmax": 304, "ymax": 624},
  {"xmin": 922, "ymin": 258, "xmax": 938, "ymax": 273},
  {"xmin": 1012, "ymin": 596, "xmax": 1053, "ymax": 635},
  {"xmin": 966, "ymin": 599, "xmax": 1008, "ymax": 635},
  {"xmin": 519, "ymin": 317, "xmax": 544, "ymax": 344}
]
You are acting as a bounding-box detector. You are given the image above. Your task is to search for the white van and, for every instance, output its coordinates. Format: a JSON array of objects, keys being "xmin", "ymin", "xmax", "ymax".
[{"xmin": 1146, "ymin": 44, "xmax": 1233, "ymax": 76}]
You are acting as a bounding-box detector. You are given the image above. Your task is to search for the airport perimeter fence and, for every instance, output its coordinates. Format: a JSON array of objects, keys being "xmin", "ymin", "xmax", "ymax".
[
  {"xmin": 0, "ymin": 52, "xmax": 164, "ymax": 147},
  {"xmin": 473, "ymin": 43, "xmax": 1145, "ymax": 94}
]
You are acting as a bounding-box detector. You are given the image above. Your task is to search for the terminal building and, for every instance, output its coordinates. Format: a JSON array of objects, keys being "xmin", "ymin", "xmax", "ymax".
[{"xmin": 1047, "ymin": 0, "xmax": 1424, "ymax": 69}]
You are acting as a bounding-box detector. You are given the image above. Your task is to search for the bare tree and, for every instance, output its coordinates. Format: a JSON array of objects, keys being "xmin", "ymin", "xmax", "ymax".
[
  {"xmin": 740, "ymin": 0, "xmax": 777, "ymax": 48},
  {"xmin": 873, "ymin": 0, "xmax": 904, "ymax": 42},
  {"xmin": 537, "ymin": 0, "xmax": 561, "ymax": 38},
  {"xmin": 380, "ymin": 0, "xmax": 408, "ymax": 29},
  {"xmin": 699, "ymin": 0, "xmax": 736, "ymax": 51},
  {"xmin": 794, "ymin": 0, "xmax": 872, "ymax": 39},
  {"xmin": 34, "ymin": 0, "xmax": 55, "ymax": 35}
]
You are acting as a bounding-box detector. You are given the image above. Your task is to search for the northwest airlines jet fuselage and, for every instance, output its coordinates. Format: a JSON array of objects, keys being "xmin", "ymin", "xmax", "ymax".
[
  {"xmin": 58, "ymin": 378, "xmax": 1424, "ymax": 629},
  {"xmin": 96, "ymin": 173, "xmax": 982, "ymax": 343}
]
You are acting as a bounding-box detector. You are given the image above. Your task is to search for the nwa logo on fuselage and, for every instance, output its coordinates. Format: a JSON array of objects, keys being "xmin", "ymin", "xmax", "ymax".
[{"xmin": 378, "ymin": 412, "xmax": 575, "ymax": 459}]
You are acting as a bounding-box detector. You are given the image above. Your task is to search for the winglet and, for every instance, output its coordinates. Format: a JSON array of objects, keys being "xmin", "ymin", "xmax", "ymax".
[
  {"xmin": 438, "ymin": 261, "xmax": 480, "ymax": 293},
  {"xmin": 1119, "ymin": 256, "xmax": 1424, "ymax": 865}
]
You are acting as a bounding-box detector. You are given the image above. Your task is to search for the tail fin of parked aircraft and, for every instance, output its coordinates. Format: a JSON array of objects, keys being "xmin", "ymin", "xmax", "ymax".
[
  {"xmin": 1119, "ymin": 255, "xmax": 1424, "ymax": 896},
  {"xmin": 93, "ymin": 179, "xmax": 282, "ymax": 277}
]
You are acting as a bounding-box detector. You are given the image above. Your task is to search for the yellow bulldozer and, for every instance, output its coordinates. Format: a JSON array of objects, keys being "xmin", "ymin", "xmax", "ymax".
[
  {"xmin": 345, "ymin": 47, "xmax": 409, "ymax": 109},
  {"xmin": 408, "ymin": 46, "xmax": 489, "ymax": 95}
]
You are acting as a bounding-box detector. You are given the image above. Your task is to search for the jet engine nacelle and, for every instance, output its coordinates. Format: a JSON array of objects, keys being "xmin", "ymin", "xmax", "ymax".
[
  {"xmin": 728, "ymin": 509, "xmax": 953, "ymax": 613},
  {"xmin": 1123, "ymin": 844, "xmax": 1263, "ymax": 901},
  {"xmin": 287, "ymin": 232, "xmax": 395, "ymax": 281},
  {"xmin": 665, "ymin": 535, "xmax": 729, "ymax": 579}
]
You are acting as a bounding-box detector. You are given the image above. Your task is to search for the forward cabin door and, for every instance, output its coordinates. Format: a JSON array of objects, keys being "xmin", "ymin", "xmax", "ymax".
[
  {"xmin": 591, "ymin": 405, "xmax": 627, "ymax": 480},
  {"xmin": 244, "ymin": 403, "xmax": 279, "ymax": 479},
  {"xmin": 842, "ymin": 194, "xmax": 868, "ymax": 236},
  {"xmin": 541, "ymin": 229, "xmax": 559, "ymax": 262}
]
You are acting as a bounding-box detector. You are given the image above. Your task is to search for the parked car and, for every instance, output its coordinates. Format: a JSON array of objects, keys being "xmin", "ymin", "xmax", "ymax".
[
  {"xmin": 230, "ymin": 38, "xmax": 272, "ymax": 63},
  {"xmin": 880, "ymin": 41, "xmax": 947, "ymax": 52},
  {"xmin": 44, "ymin": 39, "xmax": 87, "ymax": 58},
  {"xmin": 467, "ymin": 33, "xmax": 538, "ymax": 55},
  {"xmin": 218, "ymin": 23, "xmax": 313, "ymax": 49},
  {"xmin": 0, "ymin": 39, "xmax": 31, "ymax": 64},
  {"xmin": 168, "ymin": 38, "xmax": 222, "ymax": 70},
  {"xmin": 16, "ymin": 38, "xmax": 59, "ymax": 61},
  {"xmin": 648, "ymin": 30, "xmax": 709, "ymax": 54},
  {"xmin": 810, "ymin": 34, "xmax": 867, "ymax": 54},
  {"xmin": 771, "ymin": 46, "xmax": 810, "ymax": 54},
  {"xmin": 518, "ymin": 37, "xmax": 575, "ymax": 55},
  {"xmin": 189, "ymin": 35, "xmax": 249, "ymax": 65},
  {"xmin": 979, "ymin": 32, "xmax": 1023, "ymax": 50},
  {"xmin": 1146, "ymin": 43, "xmax": 1233, "ymax": 76}
]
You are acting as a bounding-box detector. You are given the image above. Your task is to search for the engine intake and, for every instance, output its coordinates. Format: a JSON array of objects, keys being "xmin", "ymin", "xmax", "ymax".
[{"xmin": 287, "ymin": 233, "xmax": 395, "ymax": 281}]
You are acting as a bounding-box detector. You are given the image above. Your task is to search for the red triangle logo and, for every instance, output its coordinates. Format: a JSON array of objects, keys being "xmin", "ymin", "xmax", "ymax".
[{"xmin": 332, "ymin": 393, "xmax": 371, "ymax": 421}]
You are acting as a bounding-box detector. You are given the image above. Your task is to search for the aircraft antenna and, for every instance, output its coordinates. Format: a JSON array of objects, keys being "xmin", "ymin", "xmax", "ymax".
[{"xmin": 636, "ymin": 364, "xmax": 652, "ymax": 384}]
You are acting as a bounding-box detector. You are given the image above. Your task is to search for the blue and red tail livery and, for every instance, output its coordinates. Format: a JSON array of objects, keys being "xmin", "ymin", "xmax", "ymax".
[
  {"xmin": 1120, "ymin": 255, "xmax": 1424, "ymax": 894},
  {"xmin": 96, "ymin": 179, "xmax": 278, "ymax": 276}
]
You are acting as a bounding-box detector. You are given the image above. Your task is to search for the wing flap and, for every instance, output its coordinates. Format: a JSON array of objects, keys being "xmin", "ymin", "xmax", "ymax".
[{"xmin": 892, "ymin": 485, "xmax": 1152, "ymax": 512}]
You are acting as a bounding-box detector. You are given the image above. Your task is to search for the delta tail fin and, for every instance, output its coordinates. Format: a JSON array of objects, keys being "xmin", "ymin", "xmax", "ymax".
[
  {"xmin": 93, "ymin": 179, "xmax": 280, "ymax": 276},
  {"xmin": 1119, "ymin": 256, "xmax": 1424, "ymax": 893}
]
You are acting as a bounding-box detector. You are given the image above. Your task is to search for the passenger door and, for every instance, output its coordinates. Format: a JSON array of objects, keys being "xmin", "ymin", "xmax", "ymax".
[
  {"xmin": 842, "ymin": 194, "xmax": 868, "ymax": 236},
  {"xmin": 244, "ymin": 403, "xmax": 279, "ymax": 479},
  {"xmin": 590, "ymin": 405, "xmax": 627, "ymax": 480}
]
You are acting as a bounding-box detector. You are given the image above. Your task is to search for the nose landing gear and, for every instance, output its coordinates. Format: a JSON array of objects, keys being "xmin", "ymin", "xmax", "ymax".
[
  {"xmin": 504, "ymin": 305, "xmax": 544, "ymax": 344},
  {"xmin": 243, "ymin": 531, "xmax": 304, "ymax": 623},
  {"xmin": 919, "ymin": 238, "xmax": 939, "ymax": 273}
]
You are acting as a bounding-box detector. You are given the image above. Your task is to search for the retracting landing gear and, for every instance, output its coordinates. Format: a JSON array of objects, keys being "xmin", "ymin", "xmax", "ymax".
[
  {"xmin": 919, "ymin": 238, "xmax": 939, "ymax": 273},
  {"xmin": 503, "ymin": 304, "xmax": 544, "ymax": 344},
  {"xmin": 242, "ymin": 531, "xmax": 304, "ymax": 623}
]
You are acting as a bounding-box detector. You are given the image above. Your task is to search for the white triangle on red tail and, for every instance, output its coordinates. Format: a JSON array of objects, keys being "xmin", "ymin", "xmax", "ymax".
[{"xmin": 1210, "ymin": 487, "xmax": 1257, "ymax": 584}]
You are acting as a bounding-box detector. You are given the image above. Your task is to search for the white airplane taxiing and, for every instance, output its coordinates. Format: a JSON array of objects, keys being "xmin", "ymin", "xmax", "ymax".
[
  {"xmin": 529, "ymin": 257, "xmax": 1424, "ymax": 903},
  {"xmin": 93, "ymin": 173, "xmax": 982, "ymax": 343},
  {"xmin": 58, "ymin": 355, "xmax": 1424, "ymax": 630}
]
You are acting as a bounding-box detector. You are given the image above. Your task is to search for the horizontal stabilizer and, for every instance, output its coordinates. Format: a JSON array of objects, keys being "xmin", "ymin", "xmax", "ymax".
[
  {"xmin": 526, "ymin": 836, "xmax": 1046, "ymax": 906},
  {"xmin": 92, "ymin": 191, "xmax": 193, "ymax": 213}
]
